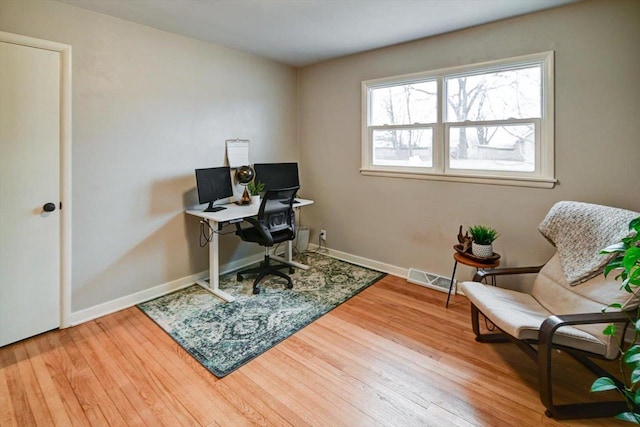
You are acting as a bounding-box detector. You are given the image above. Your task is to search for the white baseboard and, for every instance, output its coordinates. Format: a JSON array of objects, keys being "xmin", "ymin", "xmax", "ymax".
[
  {"xmin": 68, "ymin": 253, "xmax": 265, "ymax": 326},
  {"xmin": 68, "ymin": 270, "xmax": 208, "ymax": 326},
  {"xmin": 68, "ymin": 247, "xmax": 409, "ymax": 327},
  {"xmin": 306, "ymin": 244, "xmax": 407, "ymax": 278}
]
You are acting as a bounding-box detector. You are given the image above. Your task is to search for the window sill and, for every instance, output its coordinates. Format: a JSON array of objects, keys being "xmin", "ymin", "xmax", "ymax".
[{"xmin": 360, "ymin": 168, "xmax": 557, "ymax": 189}]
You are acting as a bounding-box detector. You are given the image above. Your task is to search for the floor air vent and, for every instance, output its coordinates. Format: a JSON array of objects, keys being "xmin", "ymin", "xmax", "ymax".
[{"xmin": 407, "ymin": 268, "xmax": 452, "ymax": 293}]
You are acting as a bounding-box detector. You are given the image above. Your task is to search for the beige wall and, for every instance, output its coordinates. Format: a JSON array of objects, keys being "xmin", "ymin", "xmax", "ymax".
[
  {"xmin": 1, "ymin": 0, "xmax": 638, "ymax": 313},
  {"xmin": 0, "ymin": 0, "xmax": 298, "ymax": 311},
  {"xmin": 298, "ymin": 0, "xmax": 640, "ymax": 282}
]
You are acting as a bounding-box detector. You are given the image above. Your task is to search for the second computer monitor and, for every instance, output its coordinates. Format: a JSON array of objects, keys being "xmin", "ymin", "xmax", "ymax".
[{"xmin": 253, "ymin": 162, "xmax": 299, "ymax": 191}]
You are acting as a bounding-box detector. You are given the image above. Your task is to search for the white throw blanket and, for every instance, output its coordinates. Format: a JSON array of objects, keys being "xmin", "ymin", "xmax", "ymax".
[{"xmin": 538, "ymin": 201, "xmax": 638, "ymax": 286}]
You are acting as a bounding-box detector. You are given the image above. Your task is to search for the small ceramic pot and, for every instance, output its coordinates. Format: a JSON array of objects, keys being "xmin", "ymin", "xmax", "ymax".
[{"xmin": 472, "ymin": 242, "xmax": 493, "ymax": 258}]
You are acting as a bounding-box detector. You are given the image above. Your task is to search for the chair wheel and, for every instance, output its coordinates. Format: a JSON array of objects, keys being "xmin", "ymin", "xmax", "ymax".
[
  {"xmin": 286, "ymin": 282, "xmax": 293, "ymax": 289},
  {"xmin": 237, "ymin": 273, "xmax": 243, "ymax": 281},
  {"xmin": 289, "ymin": 267, "xmax": 294, "ymax": 274},
  {"xmin": 253, "ymin": 286, "xmax": 260, "ymax": 295}
]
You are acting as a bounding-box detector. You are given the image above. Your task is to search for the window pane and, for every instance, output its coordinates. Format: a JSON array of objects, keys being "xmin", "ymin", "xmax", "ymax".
[
  {"xmin": 373, "ymin": 128, "xmax": 433, "ymax": 167},
  {"xmin": 446, "ymin": 66, "xmax": 541, "ymax": 122},
  {"xmin": 370, "ymin": 80, "xmax": 437, "ymax": 125},
  {"xmin": 449, "ymin": 124, "xmax": 535, "ymax": 172}
]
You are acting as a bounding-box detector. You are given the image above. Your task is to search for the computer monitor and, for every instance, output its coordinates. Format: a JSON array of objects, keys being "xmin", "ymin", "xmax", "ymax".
[
  {"xmin": 195, "ymin": 166, "xmax": 233, "ymax": 212},
  {"xmin": 253, "ymin": 162, "xmax": 300, "ymax": 191}
]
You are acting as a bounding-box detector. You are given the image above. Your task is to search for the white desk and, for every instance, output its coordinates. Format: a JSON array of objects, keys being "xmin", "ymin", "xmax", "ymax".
[{"xmin": 186, "ymin": 198, "xmax": 314, "ymax": 302}]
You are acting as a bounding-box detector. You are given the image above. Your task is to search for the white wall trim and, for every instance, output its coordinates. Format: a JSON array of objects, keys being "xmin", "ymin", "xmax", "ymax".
[
  {"xmin": 307, "ymin": 244, "xmax": 408, "ymax": 278},
  {"xmin": 69, "ymin": 252, "xmax": 265, "ymax": 326},
  {"xmin": 0, "ymin": 31, "xmax": 73, "ymax": 328},
  {"xmin": 69, "ymin": 270, "xmax": 209, "ymax": 326},
  {"xmin": 68, "ymin": 244, "xmax": 454, "ymax": 327},
  {"xmin": 69, "ymin": 245, "xmax": 466, "ymax": 326},
  {"xmin": 69, "ymin": 245, "xmax": 417, "ymax": 326}
]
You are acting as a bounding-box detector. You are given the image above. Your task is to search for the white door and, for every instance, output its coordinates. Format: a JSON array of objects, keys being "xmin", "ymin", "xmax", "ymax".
[{"xmin": 0, "ymin": 41, "xmax": 61, "ymax": 346}]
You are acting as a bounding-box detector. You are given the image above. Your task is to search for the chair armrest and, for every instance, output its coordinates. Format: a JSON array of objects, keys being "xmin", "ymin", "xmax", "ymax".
[
  {"xmin": 539, "ymin": 311, "xmax": 631, "ymax": 342},
  {"xmin": 473, "ymin": 265, "xmax": 544, "ymax": 282},
  {"xmin": 539, "ymin": 311, "xmax": 632, "ymax": 361},
  {"xmin": 537, "ymin": 310, "xmax": 632, "ymax": 412}
]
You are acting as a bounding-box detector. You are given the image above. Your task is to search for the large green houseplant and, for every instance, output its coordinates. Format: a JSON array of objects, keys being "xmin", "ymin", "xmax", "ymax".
[{"xmin": 591, "ymin": 216, "xmax": 640, "ymax": 423}]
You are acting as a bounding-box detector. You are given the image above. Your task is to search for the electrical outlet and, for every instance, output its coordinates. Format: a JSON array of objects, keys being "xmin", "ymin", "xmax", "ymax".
[{"xmin": 320, "ymin": 229, "xmax": 327, "ymax": 241}]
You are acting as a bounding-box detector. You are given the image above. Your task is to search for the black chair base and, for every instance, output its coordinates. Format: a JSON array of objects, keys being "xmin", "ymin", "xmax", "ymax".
[{"xmin": 236, "ymin": 253, "xmax": 294, "ymax": 294}]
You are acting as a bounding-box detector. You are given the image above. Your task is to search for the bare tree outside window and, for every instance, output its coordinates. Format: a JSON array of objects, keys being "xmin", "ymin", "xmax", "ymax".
[
  {"xmin": 363, "ymin": 51, "xmax": 554, "ymax": 185},
  {"xmin": 370, "ymin": 81, "xmax": 436, "ymax": 167},
  {"xmin": 446, "ymin": 66, "xmax": 541, "ymax": 169}
]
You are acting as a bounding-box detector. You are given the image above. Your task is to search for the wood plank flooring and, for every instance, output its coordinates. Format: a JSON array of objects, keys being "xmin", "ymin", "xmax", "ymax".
[{"xmin": 0, "ymin": 275, "xmax": 628, "ymax": 426}]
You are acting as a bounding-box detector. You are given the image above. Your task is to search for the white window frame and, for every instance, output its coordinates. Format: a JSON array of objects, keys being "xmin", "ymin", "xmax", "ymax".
[{"xmin": 361, "ymin": 52, "xmax": 555, "ymax": 188}]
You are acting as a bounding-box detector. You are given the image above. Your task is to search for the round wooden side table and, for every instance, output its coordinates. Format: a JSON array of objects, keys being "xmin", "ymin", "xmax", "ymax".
[{"xmin": 446, "ymin": 252, "xmax": 500, "ymax": 308}]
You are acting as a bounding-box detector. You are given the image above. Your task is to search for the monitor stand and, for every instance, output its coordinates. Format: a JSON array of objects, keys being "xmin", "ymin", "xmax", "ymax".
[{"xmin": 204, "ymin": 202, "xmax": 226, "ymax": 212}]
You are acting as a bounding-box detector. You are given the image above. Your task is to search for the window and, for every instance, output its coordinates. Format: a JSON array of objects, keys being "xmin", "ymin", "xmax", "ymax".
[{"xmin": 361, "ymin": 52, "xmax": 555, "ymax": 188}]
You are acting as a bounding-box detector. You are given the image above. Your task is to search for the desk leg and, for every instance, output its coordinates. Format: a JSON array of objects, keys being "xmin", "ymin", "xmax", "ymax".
[
  {"xmin": 270, "ymin": 240, "xmax": 310, "ymax": 271},
  {"xmin": 195, "ymin": 219, "xmax": 235, "ymax": 302},
  {"xmin": 446, "ymin": 260, "xmax": 458, "ymax": 308}
]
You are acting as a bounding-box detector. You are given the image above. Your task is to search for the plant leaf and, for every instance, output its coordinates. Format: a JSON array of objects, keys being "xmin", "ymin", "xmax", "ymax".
[
  {"xmin": 604, "ymin": 264, "xmax": 622, "ymax": 278},
  {"xmin": 603, "ymin": 324, "xmax": 617, "ymax": 336},
  {"xmin": 591, "ymin": 377, "xmax": 618, "ymax": 392},
  {"xmin": 626, "ymin": 345, "xmax": 640, "ymax": 356},
  {"xmin": 626, "ymin": 346, "xmax": 640, "ymax": 365},
  {"xmin": 601, "ymin": 242, "xmax": 626, "ymax": 254},
  {"xmin": 623, "ymin": 247, "xmax": 640, "ymax": 270},
  {"xmin": 615, "ymin": 412, "xmax": 640, "ymax": 423},
  {"xmin": 628, "ymin": 353, "xmax": 640, "ymax": 366}
]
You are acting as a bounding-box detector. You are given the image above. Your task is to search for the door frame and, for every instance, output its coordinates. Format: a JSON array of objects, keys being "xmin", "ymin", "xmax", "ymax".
[{"xmin": 1, "ymin": 31, "xmax": 72, "ymax": 328}]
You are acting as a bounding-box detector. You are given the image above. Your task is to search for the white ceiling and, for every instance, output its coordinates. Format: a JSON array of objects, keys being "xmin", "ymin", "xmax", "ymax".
[{"xmin": 57, "ymin": 0, "xmax": 577, "ymax": 67}]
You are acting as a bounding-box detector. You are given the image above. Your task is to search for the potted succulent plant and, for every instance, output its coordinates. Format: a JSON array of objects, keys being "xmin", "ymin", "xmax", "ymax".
[
  {"xmin": 468, "ymin": 225, "xmax": 499, "ymax": 258},
  {"xmin": 246, "ymin": 180, "xmax": 265, "ymax": 205},
  {"xmin": 591, "ymin": 216, "xmax": 640, "ymax": 423}
]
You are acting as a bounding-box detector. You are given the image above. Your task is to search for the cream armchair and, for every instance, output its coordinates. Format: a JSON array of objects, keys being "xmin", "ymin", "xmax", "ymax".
[{"xmin": 460, "ymin": 201, "xmax": 639, "ymax": 420}]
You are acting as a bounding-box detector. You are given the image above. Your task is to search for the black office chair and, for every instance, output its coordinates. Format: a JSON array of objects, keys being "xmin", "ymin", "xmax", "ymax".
[{"xmin": 235, "ymin": 186, "xmax": 299, "ymax": 294}]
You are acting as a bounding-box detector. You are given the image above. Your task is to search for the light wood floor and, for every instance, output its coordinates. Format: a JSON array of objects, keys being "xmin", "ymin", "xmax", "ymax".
[{"xmin": 1, "ymin": 275, "xmax": 628, "ymax": 426}]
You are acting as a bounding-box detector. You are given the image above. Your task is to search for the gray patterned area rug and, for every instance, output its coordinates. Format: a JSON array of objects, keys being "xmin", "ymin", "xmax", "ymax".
[{"xmin": 138, "ymin": 252, "xmax": 385, "ymax": 378}]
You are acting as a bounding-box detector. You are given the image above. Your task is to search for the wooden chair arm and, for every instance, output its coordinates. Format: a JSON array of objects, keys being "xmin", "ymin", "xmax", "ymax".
[
  {"xmin": 540, "ymin": 311, "xmax": 631, "ymax": 338},
  {"xmin": 537, "ymin": 310, "xmax": 633, "ymax": 416},
  {"xmin": 473, "ymin": 265, "xmax": 544, "ymax": 282}
]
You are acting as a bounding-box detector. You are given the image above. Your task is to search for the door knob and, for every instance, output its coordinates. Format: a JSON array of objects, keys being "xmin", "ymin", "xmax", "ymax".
[{"xmin": 43, "ymin": 202, "xmax": 56, "ymax": 212}]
